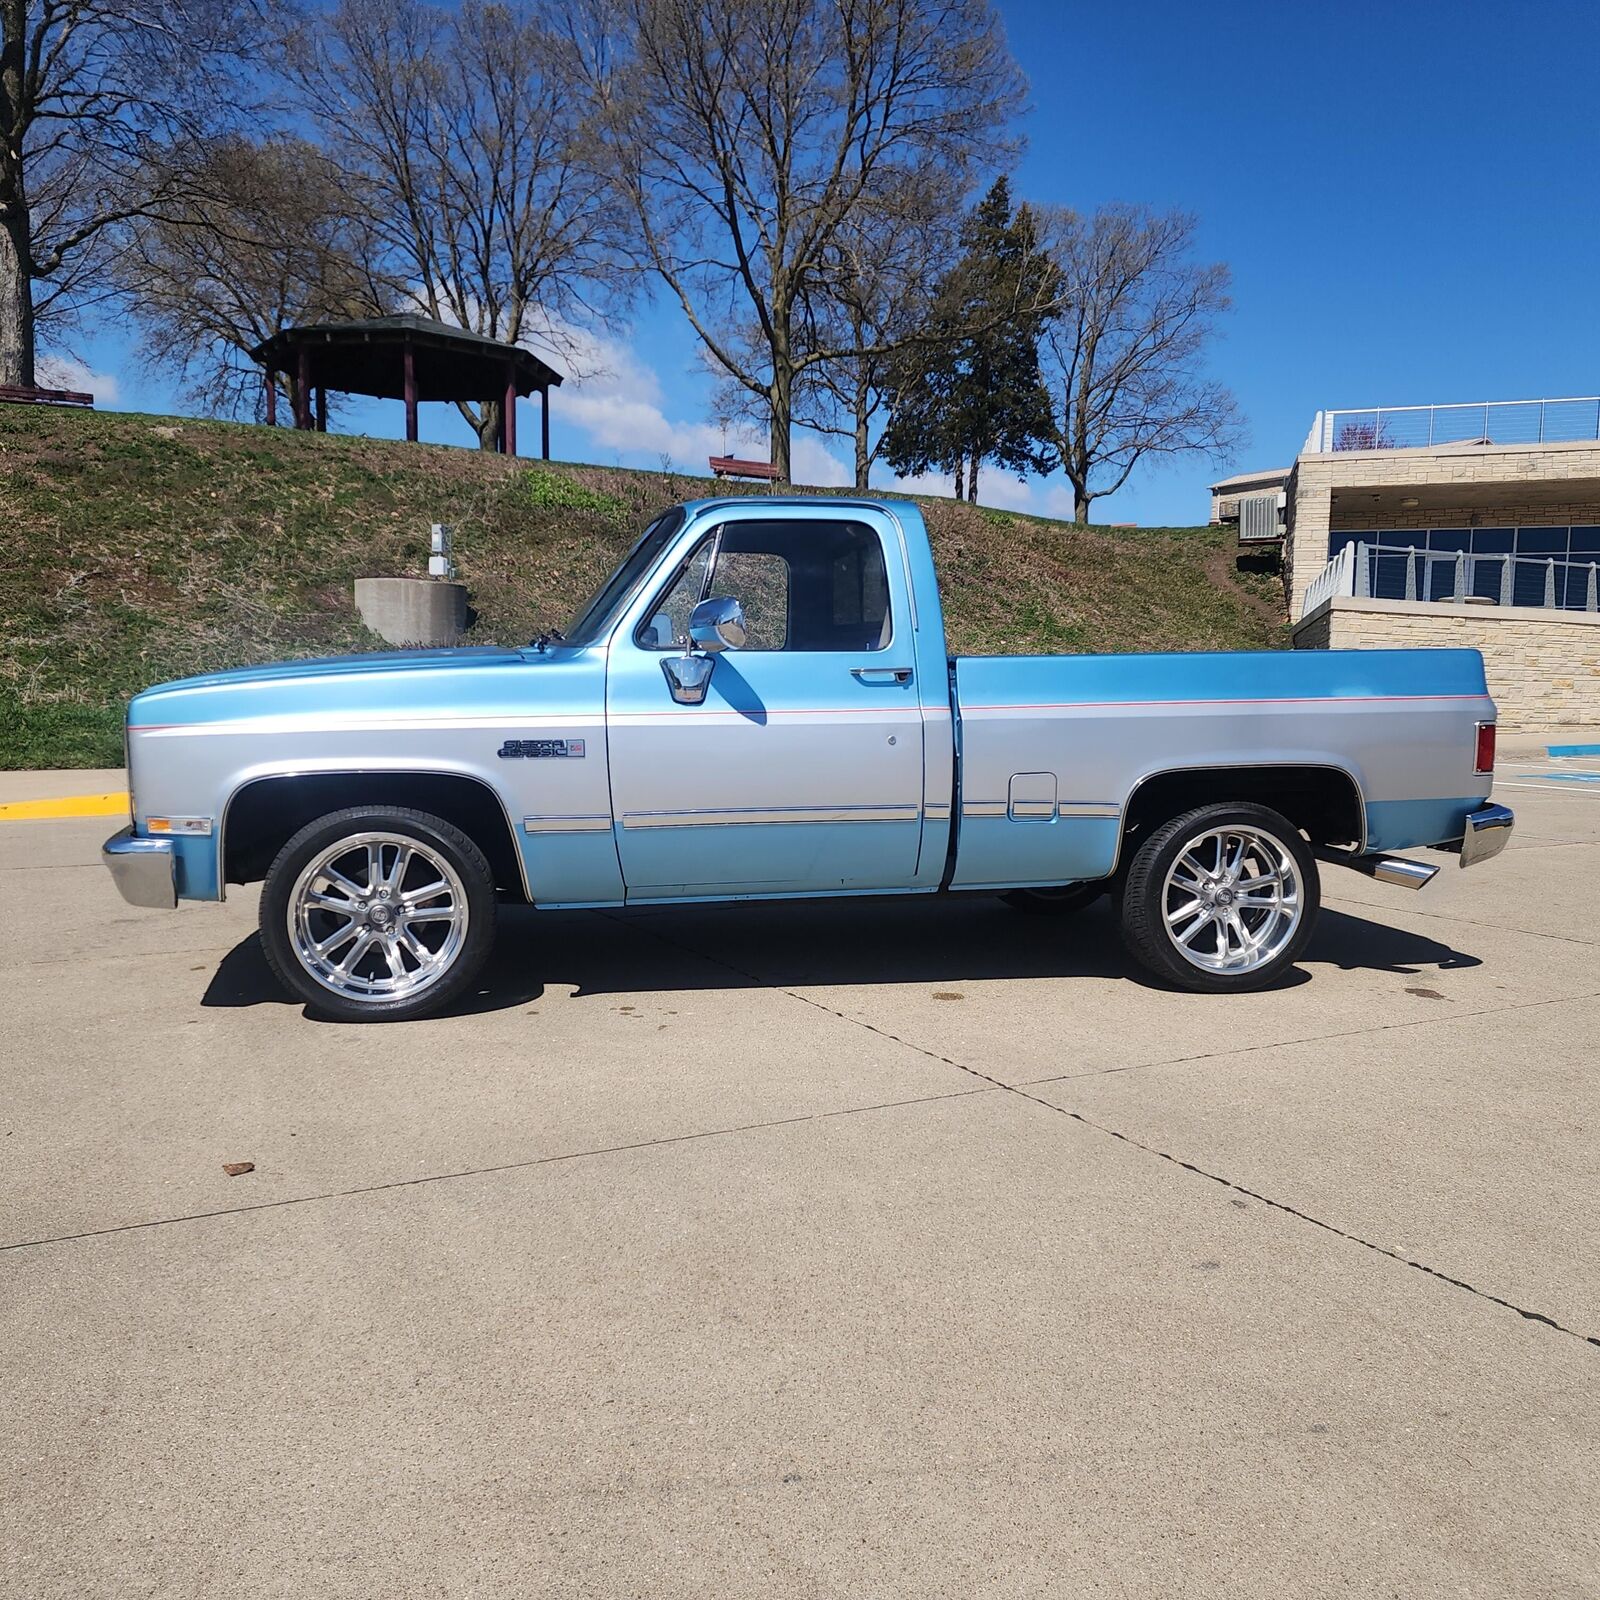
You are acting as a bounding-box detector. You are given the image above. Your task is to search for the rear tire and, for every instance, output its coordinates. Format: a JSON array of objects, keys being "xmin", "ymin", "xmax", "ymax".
[
  {"xmin": 259, "ymin": 806, "xmax": 497, "ymax": 1022},
  {"xmin": 1118, "ymin": 802, "xmax": 1318, "ymax": 993}
]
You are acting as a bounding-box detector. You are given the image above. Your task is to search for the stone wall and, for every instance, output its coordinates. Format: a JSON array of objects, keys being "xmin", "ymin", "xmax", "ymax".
[
  {"xmin": 1327, "ymin": 500, "xmax": 1600, "ymax": 533},
  {"xmin": 1291, "ymin": 597, "xmax": 1600, "ymax": 730}
]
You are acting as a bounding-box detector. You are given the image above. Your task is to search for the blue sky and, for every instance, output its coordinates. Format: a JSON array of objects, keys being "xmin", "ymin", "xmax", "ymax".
[{"xmin": 62, "ymin": 0, "xmax": 1600, "ymax": 527}]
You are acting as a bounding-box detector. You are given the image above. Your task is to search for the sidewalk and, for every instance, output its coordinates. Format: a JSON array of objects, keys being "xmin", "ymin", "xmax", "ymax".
[{"xmin": 1499, "ymin": 726, "xmax": 1600, "ymax": 759}]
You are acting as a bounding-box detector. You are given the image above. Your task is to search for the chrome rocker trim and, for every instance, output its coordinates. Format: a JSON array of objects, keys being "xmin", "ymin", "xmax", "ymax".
[{"xmin": 102, "ymin": 826, "xmax": 176, "ymax": 909}]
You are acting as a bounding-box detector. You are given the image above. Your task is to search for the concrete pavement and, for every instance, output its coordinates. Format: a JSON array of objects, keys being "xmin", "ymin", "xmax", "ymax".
[{"xmin": 3, "ymin": 772, "xmax": 1598, "ymax": 1597}]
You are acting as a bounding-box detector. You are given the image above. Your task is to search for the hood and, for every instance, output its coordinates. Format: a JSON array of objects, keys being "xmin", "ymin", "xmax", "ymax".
[
  {"xmin": 142, "ymin": 645, "xmax": 528, "ymax": 695},
  {"xmin": 128, "ymin": 643, "xmax": 596, "ymax": 730}
]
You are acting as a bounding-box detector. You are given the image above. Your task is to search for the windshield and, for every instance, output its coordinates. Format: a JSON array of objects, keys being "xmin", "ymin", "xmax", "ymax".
[{"xmin": 558, "ymin": 507, "xmax": 687, "ymax": 646}]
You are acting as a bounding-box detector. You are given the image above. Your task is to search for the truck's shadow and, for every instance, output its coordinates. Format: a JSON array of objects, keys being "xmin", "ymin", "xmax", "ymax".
[{"xmin": 202, "ymin": 896, "xmax": 1481, "ymax": 1020}]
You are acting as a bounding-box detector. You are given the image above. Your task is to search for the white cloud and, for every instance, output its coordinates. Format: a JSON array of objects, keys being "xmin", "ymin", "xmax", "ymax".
[
  {"xmin": 523, "ymin": 315, "xmax": 1075, "ymax": 511},
  {"xmin": 522, "ymin": 315, "xmax": 848, "ymax": 488},
  {"xmin": 36, "ymin": 354, "xmax": 118, "ymax": 404},
  {"xmin": 882, "ymin": 465, "xmax": 1073, "ymax": 521}
]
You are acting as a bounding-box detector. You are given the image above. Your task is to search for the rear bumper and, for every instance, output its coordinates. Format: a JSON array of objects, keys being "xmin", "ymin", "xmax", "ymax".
[
  {"xmin": 1458, "ymin": 802, "xmax": 1514, "ymax": 869},
  {"xmin": 102, "ymin": 826, "xmax": 176, "ymax": 908}
]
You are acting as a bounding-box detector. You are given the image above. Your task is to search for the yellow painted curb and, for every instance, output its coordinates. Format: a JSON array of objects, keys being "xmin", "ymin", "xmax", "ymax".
[{"xmin": 0, "ymin": 791, "xmax": 130, "ymax": 822}]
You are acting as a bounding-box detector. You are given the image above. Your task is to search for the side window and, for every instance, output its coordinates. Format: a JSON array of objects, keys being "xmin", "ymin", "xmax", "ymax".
[
  {"xmin": 713, "ymin": 550, "xmax": 790, "ymax": 650},
  {"xmin": 638, "ymin": 537, "xmax": 714, "ymax": 648},
  {"xmin": 637, "ymin": 519, "xmax": 892, "ymax": 652}
]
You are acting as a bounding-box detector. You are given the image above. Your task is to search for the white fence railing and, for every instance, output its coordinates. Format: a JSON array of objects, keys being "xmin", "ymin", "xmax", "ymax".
[
  {"xmin": 1303, "ymin": 396, "xmax": 1600, "ymax": 455},
  {"xmin": 1301, "ymin": 541, "xmax": 1360, "ymax": 616},
  {"xmin": 1300, "ymin": 541, "xmax": 1600, "ymax": 620}
]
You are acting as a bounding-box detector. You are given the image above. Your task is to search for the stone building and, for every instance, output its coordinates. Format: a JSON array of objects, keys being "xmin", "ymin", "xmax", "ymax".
[{"xmin": 1286, "ymin": 397, "xmax": 1600, "ymax": 730}]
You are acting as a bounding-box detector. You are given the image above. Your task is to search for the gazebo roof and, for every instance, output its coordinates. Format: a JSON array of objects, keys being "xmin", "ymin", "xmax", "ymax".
[{"xmin": 249, "ymin": 314, "xmax": 564, "ymax": 402}]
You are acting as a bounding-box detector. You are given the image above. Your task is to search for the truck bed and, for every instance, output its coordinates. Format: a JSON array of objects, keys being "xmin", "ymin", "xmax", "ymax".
[{"xmin": 948, "ymin": 648, "xmax": 1495, "ymax": 890}]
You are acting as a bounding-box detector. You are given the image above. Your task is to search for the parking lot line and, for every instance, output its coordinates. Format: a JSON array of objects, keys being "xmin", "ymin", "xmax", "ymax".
[{"xmin": 0, "ymin": 791, "xmax": 129, "ymax": 822}]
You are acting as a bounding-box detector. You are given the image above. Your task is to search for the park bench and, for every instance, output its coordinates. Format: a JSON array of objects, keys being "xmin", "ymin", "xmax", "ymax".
[
  {"xmin": 709, "ymin": 454, "xmax": 780, "ymax": 482},
  {"xmin": 0, "ymin": 383, "xmax": 94, "ymax": 408}
]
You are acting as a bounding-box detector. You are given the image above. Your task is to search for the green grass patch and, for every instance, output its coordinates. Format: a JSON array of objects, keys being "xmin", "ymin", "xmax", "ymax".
[{"xmin": 1, "ymin": 407, "xmax": 1284, "ymax": 768}]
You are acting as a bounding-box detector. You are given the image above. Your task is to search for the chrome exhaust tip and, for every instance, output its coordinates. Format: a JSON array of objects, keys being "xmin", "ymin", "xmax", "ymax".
[
  {"xmin": 1367, "ymin": 856, "xmax": 1440, "ymax": 890},
  {"xmin": 1319, "ymin": 848, "xmax": 1440, "ymax": 890}
]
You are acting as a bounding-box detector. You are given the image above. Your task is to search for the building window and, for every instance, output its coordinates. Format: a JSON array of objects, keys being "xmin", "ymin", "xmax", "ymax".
[{"xmin": 1328, "ymin": 526, "xmax": 1600, "ymax": 609}]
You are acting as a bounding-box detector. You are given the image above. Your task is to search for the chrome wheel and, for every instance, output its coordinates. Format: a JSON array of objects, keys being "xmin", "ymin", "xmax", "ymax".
[
  {"xmin": 288, "ymin": 831, "xmax": 469, "ymax": 1003},
  {"xmin": 1160, "ymin": 824, "xmax": 1302, "ymax": 975}
]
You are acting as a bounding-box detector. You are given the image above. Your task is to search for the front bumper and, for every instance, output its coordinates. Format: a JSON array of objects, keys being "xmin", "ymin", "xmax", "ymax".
[
  {"xmin": 1458, "ymin": 802, "xmax": 1514, "ymax": 869},
  {"xmin": 102, "ymin": 826, "xmax": 176, "ymax": 908}
]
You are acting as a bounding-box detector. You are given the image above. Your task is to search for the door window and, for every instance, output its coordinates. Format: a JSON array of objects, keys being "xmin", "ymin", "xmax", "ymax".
[{"xmin": 638, "ymin": 519, "xmax": 891, "ymax": 652}]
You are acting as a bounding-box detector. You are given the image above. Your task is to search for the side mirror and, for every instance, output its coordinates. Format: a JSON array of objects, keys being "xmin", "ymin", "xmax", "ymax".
[{"xmin": 689, "ymin": 595, "xmax": 746, "ymax": 653}]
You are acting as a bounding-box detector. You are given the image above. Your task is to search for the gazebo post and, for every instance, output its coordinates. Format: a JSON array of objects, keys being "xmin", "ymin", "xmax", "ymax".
[
  {"xmin": 264, "ymin": 370, "xmax": 277, "ymax": 427},
  {"xmin": 296, "ymin": 346, "xmax": 310, "ymax": 429},
  {"xmin": 540, "ymin": 384, "xmax": 550, "ymax": 460},
  {"xmin": 315, "ymin": 386, "xmax": 327, "ymax": 433},
  {"xmin": 503, "ymin": 362, "xmax": 517, "ymax": 457},
  {"xmin": 403, "ymin": 338, "xmax": 418, "ymax": 442}
]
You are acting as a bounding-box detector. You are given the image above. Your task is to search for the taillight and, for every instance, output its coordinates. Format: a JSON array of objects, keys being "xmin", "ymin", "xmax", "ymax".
[{"xmin": 1475, "ymin": 722, "xmax": 1496, "ymax": 775}]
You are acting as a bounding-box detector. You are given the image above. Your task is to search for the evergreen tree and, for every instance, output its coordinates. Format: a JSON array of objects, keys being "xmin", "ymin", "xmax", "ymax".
[{"xmin": 880, "ymin": 178, "xmax": 1058, "ymax": 502}]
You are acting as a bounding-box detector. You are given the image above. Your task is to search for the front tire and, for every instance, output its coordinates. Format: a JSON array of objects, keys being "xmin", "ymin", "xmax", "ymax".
[
  {"xmin": 259, "ymin": 806, "xmax": 497, "ymax": 1022},
  {"xmin": 1118, "ymin": 802, "xmax": 1319, "ymax": 993}
]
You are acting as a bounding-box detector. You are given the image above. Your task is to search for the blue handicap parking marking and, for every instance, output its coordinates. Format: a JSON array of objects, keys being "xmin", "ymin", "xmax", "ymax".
[{"xmin": 1515, "ymin": 770, "xmax": 1600, "ymax": 783}]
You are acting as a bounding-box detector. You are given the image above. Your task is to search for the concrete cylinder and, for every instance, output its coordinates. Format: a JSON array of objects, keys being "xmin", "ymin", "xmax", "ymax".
[{"xmin": 354, "ymin": 577, "xmax": 469, "ymax": 647}]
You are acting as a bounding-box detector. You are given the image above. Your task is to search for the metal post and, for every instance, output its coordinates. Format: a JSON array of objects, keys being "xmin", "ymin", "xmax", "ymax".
[
  {"xmin": 315, "ymin": 386, "xmax": 327, "ymax": 434},
  {"xmin": 264, "ymin": 371, "xmax": 276, "ymax": 427},
  {"xmin": 540, "ymin": 384, "xmax": 550, "ymax": 460},
  {"xmin": 503, "ymin": 365, "xmax": 517, "ymax": 457},
  {"xmin": 296, "ymin": 347, "xmax": 310, "ymax": 429},
  {"xmin": 403, "ymin": 338, "xmax": 418, "ymax": 443}
]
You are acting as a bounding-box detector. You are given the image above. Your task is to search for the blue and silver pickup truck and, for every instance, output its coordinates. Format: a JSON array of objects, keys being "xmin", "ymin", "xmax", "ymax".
[{"xmin": 104, "ymin": 495, "xmax": 1513, "ymax": 1021}]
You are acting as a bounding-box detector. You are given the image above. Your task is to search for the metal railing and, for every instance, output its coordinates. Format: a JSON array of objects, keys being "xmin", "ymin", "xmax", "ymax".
[
  {"xmin": 1303, "ymin": 396, "xmax": 1600, "ymax": 455},
  {"xmin": 1300, "ymin": 540, "xmax": 1600, "ymax": 619}
]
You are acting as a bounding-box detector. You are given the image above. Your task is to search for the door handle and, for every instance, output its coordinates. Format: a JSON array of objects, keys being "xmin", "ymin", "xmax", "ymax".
[{"xmin": 852, "ymin": 666, "xmax": 913, "ymax": 684}]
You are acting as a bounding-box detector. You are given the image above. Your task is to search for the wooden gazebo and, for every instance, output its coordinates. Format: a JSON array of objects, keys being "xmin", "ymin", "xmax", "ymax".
[{"xmin": 249, "ymin": 314, "xmax": 562, "ymax": 456}]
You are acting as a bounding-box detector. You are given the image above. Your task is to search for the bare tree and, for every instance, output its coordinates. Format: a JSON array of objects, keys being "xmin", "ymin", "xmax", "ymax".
[
  {"xmin": 791, "ymin": 178, "xmax": 954, "ymax": 490},
  {"xmin": 583, "ymin": 0, "xmax": 1024, "ymax": 482},
  {"xmin": 1042, "ymin": 204, "xmax": 1244, "ymax": 523},
  {"xmin": 121, "ymin": 136, "xmax": 389, "ymax": 418},
  {"xmin": 0, "ymin": 0, "xmax": 270, "ymax": 387},
  {"xmin": 291, "ymin": 0, "xmax": 626, "ymax": 449}
]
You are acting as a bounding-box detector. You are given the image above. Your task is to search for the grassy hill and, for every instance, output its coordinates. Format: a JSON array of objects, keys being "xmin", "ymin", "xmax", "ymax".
[{"xmin": 0, "ymin": 406, "xmax": 1286, "ymax": 768}]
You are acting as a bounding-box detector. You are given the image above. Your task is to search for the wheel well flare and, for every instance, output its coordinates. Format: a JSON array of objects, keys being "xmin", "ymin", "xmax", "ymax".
[
  {"xmin": 1122, "ymin": 765, "xmax": 1364, "ymax": 855},
  {"xmin": 224, "ymin": 773, "xmax": 527, "ymax": 899}
]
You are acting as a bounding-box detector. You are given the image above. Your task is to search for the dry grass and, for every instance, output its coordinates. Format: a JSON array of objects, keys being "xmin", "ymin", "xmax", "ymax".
[{"xmin": 0, "ymin": 406, "xmax": 1285, "ymax": 767}]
